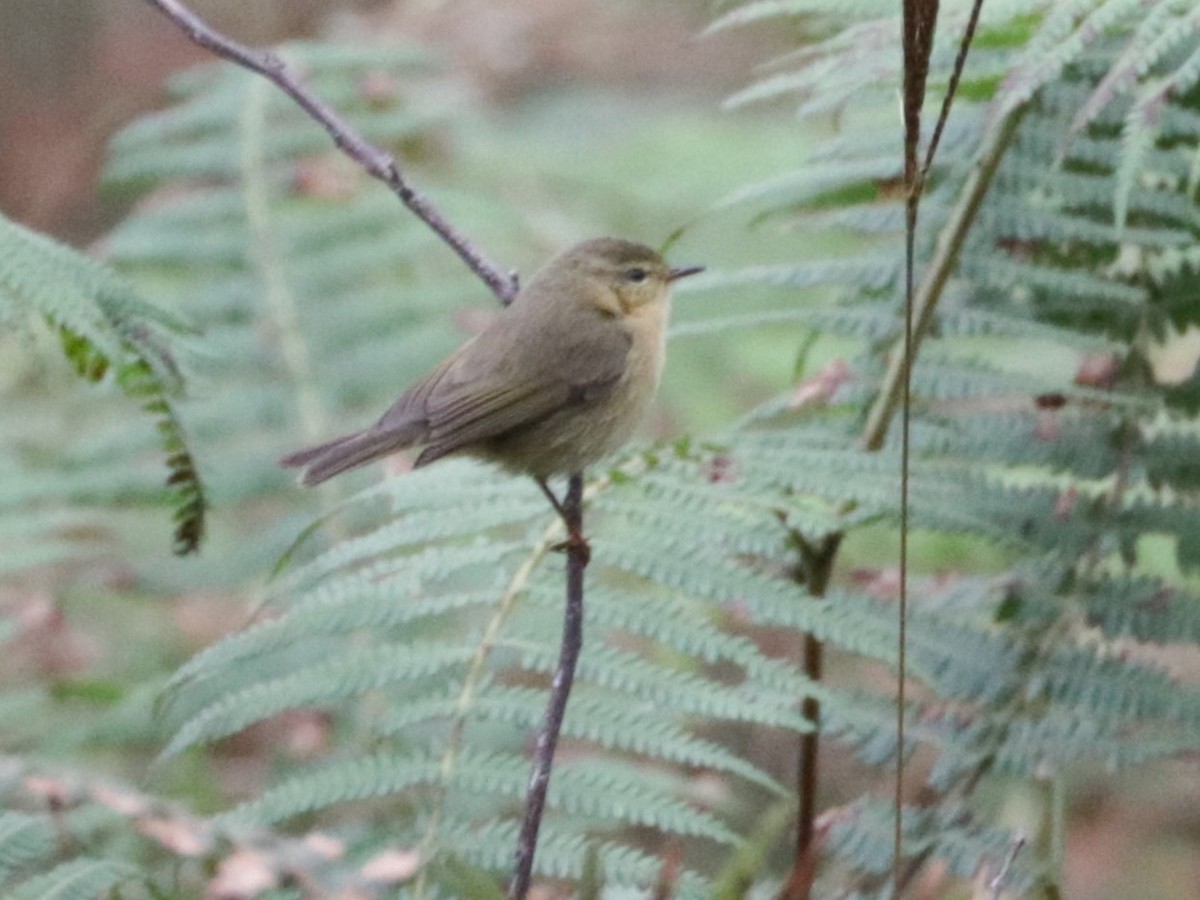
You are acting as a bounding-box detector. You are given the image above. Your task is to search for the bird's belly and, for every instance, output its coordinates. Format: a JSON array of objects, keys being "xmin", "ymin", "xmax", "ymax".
[{"xmin": 480, "ymin": 340, "xmax": 663, "ymax": 479}]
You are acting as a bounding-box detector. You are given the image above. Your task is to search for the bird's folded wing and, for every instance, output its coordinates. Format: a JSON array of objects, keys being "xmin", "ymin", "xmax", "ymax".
[
  {"xmin": 378, "ymin": 318, "xmax": 631, "ymax": 460},
  {"xmin": 423, "ymin": 373, "xmax": 619, "ymax": 452},
  {"xmin": 374, "ymin": 339, "xmax": 475, "ymax": 432}
]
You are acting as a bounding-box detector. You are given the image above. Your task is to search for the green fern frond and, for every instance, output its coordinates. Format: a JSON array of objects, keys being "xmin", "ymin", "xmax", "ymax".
[
  {"xmin": 1078, "ymin": 573, "xmax": 1200, "ymax": 642},
  {"xmin": 439, "ymin": 818, "xmax": 709, "ymax": 895},
  {"xmin": 1037, "ymin": 641, "xmax": 1200, "ymax": 729},
  {"xmin": 0, "ymin": 212, "xmax": 206, "ymax": 555},
  {"xmin": 5, "ymin": 857, "xmax": 141, "ymax": 900},
  {"xmin": 386, "ymin": 683, "xmax": 787, "ymax": 796},
  {"xmin": 705, "ymin": 0, "xmax": 886, "ymax": 34},
  {"xmin": 837, "ymin": 799, "xmax": 1038, "ymax": 893},
  {"xmin": 119, "ymin": 9, "xmax": 1200, "ymax": 895},
  {"xmin": 1064, "ymin": 1, "xmax": 1189, "ymax": 141},
  {"xmin": 994, "ymin": 709, "xmax": 1200, "ymax": 776},
  {"xmin": 218, "ymin": 747, "xmax": 736, "ymax": 845},
  {"xmin": 1114, "ymin": 98, "xmax": 1165, "ymax": 232},
  {"xmin": 163, "ymin": 643, "xmax": 475, "ymax": 757},
  {"xmin": 996, "ymin": 0, "xmax": 1143, "ymax": 114},
  {"xmin": 101, "ymin": 42, "xmax": 504, "ymax": 521},
  {"xmin": 214, "ymin": 749, "xmax": 446, "ymax": 828},
  {"xmin": 0, "ymin": 813, "xmax": 56, "ymax": 881},
  {"xmin": 717, "ymin": 159, "xmax": 901, "ymax": 211},
  {"xmin": 107, "ymin": 43, "xmax": 433, "ymax": 188},
  {"xmin": 166, "ymin": 588, "xmax": 497, "ymax": 697}
]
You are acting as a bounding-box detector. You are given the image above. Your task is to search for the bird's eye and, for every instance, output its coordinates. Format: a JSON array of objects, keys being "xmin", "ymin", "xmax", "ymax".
[{"xmin": 626, "ymin": 267, "xmax": 648, "ymax": 283}]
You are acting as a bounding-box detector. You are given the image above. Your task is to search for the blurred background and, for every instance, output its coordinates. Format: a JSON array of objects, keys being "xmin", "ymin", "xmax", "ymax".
[
  {"xmin": 0, "ymin": 0, "xmax": 813, "ymax": 437},
  {"xmin": 0, "ymin": 0, "xmax": 779, "ymax": 240},
  {"xmin": 2, "ymin": 3, "xmax": 1198, "ymax": 898}
]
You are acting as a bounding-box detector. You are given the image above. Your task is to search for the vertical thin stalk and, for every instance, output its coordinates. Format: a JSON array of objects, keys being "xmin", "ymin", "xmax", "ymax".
[
  {"xmin": 779, "ymin": 532, "xmax": 841, "ymax": 900},
  {"xmin": 1048, "ymin": 775, "xmax": 1067, "ymax": 890},
  {"xmin": 509, "ymin": 473, "xmax": 587, "ymax": 899},
  {"xmin": 238, "ymin": 75, "xmax": 327, "ymax": 449},
  {"xmin": 859, "ymin": 103, "xmax": 1025, "ymax": 453}
]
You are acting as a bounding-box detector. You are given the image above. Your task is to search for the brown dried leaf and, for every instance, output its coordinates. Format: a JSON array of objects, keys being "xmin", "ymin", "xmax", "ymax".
[
  {"xmin": 207, "ymin": 849, "xmax": 278, "ymax": 900},
  {"xmin": 89, "ymin": 784, "xmax": 149, "ymax": 817},
  {"xmin": 1075, "ymin": 351, "xmax": 1119, "ymax": 389},
  {"xmin": 789, "ymin": 358, "xmax": 854, "ymax": 410},
  {"xmin": 291, "ymin": 157, "xmax": 360, "ymax": 202},
  {"xmin": 359, "ymin": 848, "xmax": 421, "ymax": 884},
  {"xmin": 303, "ymin": 831, "xmax": 345, "ymax": 861},
  {"xmin": 137, "ymin": 815, "xmax": 212, "ymax": 857}
]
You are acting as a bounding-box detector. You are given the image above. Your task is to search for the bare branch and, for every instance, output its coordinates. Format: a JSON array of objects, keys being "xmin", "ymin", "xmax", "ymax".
[
  {"xmin": 510, "ymin": 474, "xmax": 588, "ymax": 899},
  {"xmin": 143, "ymin": 0, "xmax": 519, "ymax": 305}
]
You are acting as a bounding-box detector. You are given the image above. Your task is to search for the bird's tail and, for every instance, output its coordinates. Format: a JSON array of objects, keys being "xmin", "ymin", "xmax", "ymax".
[{"xmin": 279, "ymin": 424, "xmax": 422, "ymax": 486}]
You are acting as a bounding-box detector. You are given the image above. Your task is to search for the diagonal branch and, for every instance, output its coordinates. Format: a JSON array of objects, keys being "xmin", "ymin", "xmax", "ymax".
[
  {"xmin": 922, "ymin": 0, "xmax": 986, "ymax": 179},
  {"xmin": 143, "ymin": 0, "xmax": 519, "ymax": 305},
  {"xmin": 858, "ymin": 101, "xmax": 1024, "ymax": 453}
]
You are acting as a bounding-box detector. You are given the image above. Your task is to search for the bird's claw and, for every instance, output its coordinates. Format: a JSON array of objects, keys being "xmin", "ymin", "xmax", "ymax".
[{"xmin": 551, "ymin": 529, "xmax": 591, "ymax": 566}]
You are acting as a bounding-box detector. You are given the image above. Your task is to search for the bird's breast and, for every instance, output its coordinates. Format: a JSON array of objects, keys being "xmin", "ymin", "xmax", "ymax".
[{"xmin": 478, "ymin": 301, "xmax": 669, "ymax": 479}]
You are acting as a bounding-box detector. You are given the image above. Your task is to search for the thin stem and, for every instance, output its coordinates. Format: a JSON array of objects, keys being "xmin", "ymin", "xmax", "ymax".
[
  {"xmin": 535, "ymin": 477, "xmax": 570, "ymax": 524},
  {"xmin": 779, "ymin": 531, "xmax": 841, "ymax": 900},
  {"xmin": 922, "ymin": 0, "xmax": 987, "ymax": 179},
  {"xmin": 796, "ymin": 634, "xmax": 822, "ymax": 855},
  {"xmin": 869, "ymin": 3, "xmax": 1001, "ymax": 892},
  {"xmin": 238, "ymin": 73, "xmax": 326, "ymax": 450},
  {"xmin": 893, "ymin": 190, "xmax": 916, "ymax": 897},
  {"xmin": 859, "ymin": 103, "xmax": 1026, "ymax": 453},
  {"xmin": 143, "ymin": 0, "xmax": 519, "ymax": 305},
  {"xmin": 894, "ymin": 1, "xmax": 940, "ymax": 891},
  {"xmin": 509, "ymin": 473, "xmax": 588, "ymax": 900},
  {"xmin": 413, "ymin": 514, "xmax": 560, "ymax": 900}
]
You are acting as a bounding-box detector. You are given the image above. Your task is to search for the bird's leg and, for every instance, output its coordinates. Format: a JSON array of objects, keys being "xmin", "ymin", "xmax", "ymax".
[
  {"xmin": 534, "ymin": 477, "xmax": 569, "ymax": 521},
  {"xmin": 535, "ymin": 477, "xmax": 590, "ymax": 566}
]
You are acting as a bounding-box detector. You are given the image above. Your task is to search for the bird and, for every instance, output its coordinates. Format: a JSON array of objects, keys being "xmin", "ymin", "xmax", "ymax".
[{"xmin": 280, "ymin": 236, "xmax": 703, "ymax": 547}]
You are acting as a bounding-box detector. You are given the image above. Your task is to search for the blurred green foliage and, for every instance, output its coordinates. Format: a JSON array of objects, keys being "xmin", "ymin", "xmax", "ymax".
[{"xmin": 2, "ymin": 2, "xmax": 1200, "ymax": 898}]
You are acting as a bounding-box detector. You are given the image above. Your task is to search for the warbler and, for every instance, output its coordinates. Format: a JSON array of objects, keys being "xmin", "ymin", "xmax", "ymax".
[{"xmin": 280, "ymin": 237, "xmax": 702, "ymax": 514}]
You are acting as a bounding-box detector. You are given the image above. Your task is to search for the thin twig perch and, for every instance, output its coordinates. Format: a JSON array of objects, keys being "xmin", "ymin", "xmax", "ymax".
[{"xmin": 509, "ymin": 474, "xmax": 588, "ymax": 898}]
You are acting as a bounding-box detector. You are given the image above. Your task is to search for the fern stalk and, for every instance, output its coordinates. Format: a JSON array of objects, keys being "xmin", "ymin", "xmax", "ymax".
[
  {"xmin": 239, "ymin": 74, "xmax": 328, "ymax": 451},
  {"xmin": 412, "ymin": 508, "xmax": 565, "ymax": 898},
  {"xmin": 860, "ymin": 100, "xmax": 1027, "ymax": 452},
  {"xmin": 780, "ymin": 529, "xmax": 842, "ymax": 899}
]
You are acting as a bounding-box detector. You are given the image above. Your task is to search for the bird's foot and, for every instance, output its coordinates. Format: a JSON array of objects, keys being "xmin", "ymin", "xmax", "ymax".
[{"xmin": 551, "ymin": 529, "xmax": 591, "ymax": 566}]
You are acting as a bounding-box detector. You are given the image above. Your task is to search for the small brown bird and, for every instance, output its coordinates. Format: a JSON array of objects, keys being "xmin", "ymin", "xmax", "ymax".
[{"xmin": 280, "ymin": 237, "xmax": 702, "ymax": 522}]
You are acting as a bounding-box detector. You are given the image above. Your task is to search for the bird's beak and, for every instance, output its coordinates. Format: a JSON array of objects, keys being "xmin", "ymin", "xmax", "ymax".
[{"xmin": 667, "ymin": 265, "xmax": 705, "ymax": 282}]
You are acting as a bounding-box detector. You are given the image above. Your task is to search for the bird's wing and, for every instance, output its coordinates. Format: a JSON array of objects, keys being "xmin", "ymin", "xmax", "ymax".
[
  {"xmin": 419, "ymin": 324, "xmax": 631, "ymax": 454},
  {"xmin": 422, "ymin": 368, "xmax": 619, "ymax": 451},
  {"xmin": 373, "ymin": 337, "xmax": 477, "ymax": 433}
]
